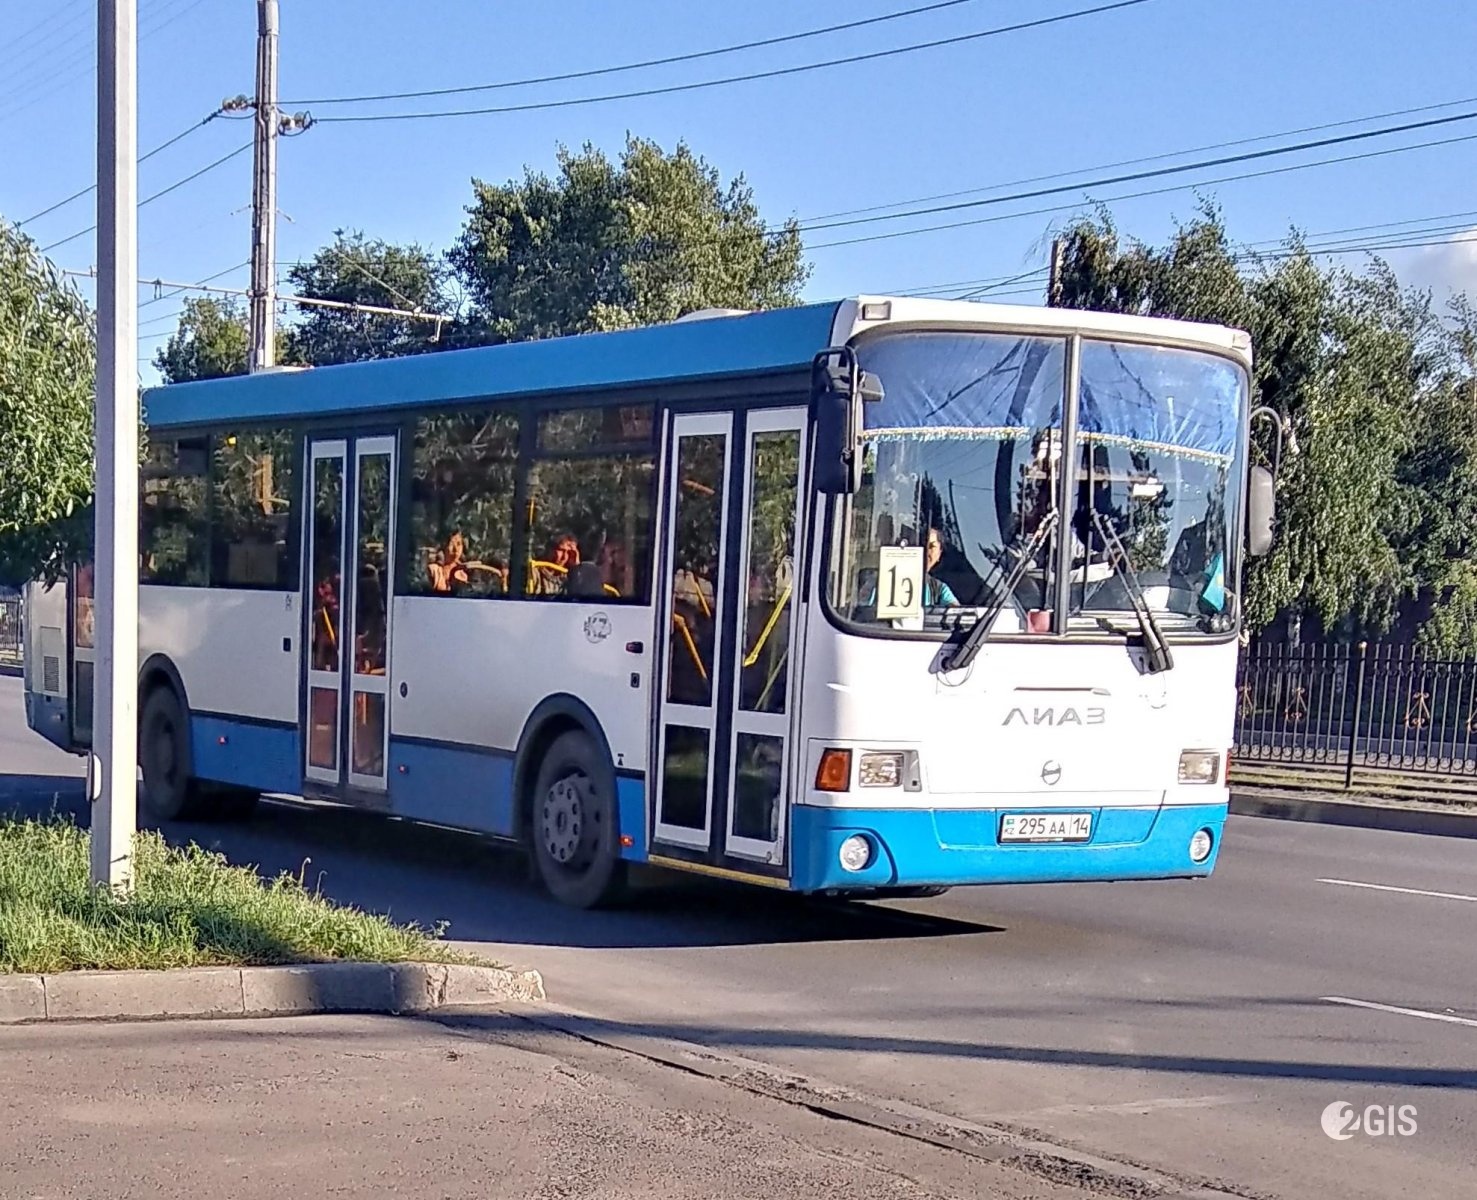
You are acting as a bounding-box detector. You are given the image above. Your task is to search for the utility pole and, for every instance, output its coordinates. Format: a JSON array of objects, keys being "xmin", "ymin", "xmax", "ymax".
[
  {"xmin": 91, "ymin": 0, "xmax": 139, "ymax": 889},
  {"xmin": 248, "ymin": 0, "xmax": 279, "ymax": 372},
  {"xmin": 1047, "ymin": 238, "xmax": 1065, "ymax": 307}
]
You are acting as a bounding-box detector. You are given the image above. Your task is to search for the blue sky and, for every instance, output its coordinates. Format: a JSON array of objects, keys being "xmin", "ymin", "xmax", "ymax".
[{"xmin": 2, "ymin": 0, "xmax": 1475, "ymax": 385}]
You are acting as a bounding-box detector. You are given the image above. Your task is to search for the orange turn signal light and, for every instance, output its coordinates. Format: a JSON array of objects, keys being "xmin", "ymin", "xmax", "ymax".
[
  {"xmin": 815, "ymin": 748, "xmax": 852, "ymax": 793},
  {"xmin": 619, "ymin": 834, "xmax": 634, "ymax": 848}
]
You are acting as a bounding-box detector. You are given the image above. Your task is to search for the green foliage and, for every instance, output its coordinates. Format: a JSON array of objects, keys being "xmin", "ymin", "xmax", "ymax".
[
  {"xmin": 0, "ymin": 816, "xmax": 463, "ymax": 974},
  {"xmin": 1054, "ymin": 202, "xmax": 1476, "ymax": 649},
  {"xmin": 0, "ymin": 221, "xmax": 95, "ymax": 586},
  {"xmin": 448, "ymin": 135, "xmax": 809, "ymax": 343},
  {"xmin": 284, "ymin": 230, "xmax": 450, "ymax": 365},
  {"xmin": 153, "ymin": 295, "xmax": 250, "ymax": 384}
]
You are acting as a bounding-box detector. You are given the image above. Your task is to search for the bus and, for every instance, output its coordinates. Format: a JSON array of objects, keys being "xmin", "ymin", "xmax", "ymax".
[{"xmin": 23, "ymin": 297, "xmax": 1274, "ymax": 907}]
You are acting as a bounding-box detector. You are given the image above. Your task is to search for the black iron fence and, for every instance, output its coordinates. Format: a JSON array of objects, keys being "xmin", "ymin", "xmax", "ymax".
[
  {"xmin": 1235, "ymin": 641, "xmax": 1477, "ymax": 788},
  {"xmin": 0, "ymin": 595, "xmax": 19, "ymax": 666}
]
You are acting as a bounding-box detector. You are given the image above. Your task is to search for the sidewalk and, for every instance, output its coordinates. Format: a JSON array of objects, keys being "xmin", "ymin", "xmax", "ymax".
[{"xmin": 0, "ymin": 1009, "xmax": 1093, "ymax": 1200}]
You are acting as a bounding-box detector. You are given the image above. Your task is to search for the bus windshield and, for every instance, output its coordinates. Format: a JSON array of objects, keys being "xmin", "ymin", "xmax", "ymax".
[{"xmin": 827, "ymin": 329, "xmax": 1247, "ymax": 638}]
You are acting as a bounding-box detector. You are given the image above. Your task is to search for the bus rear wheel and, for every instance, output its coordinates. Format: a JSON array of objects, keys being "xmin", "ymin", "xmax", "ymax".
[
  {"xmin": 140, "ymin": 687, "xmax": 208, "ymax": 821},
  {"xmin": 531, "ymin": 732, "xmax": 627, "ymax": 909},
  {"xmin": 139, "ymin": 687, "xmax": 260, "ymax": 823}
]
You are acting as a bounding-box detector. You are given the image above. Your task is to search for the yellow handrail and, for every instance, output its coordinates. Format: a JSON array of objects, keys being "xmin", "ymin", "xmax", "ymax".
[
  {"xmin": 672, "ymin": 613, "xmax": 708, "ymax": 683},
  {"xmin": 742, "ymin": 586, "xmax": 792, "ymax": 668}
]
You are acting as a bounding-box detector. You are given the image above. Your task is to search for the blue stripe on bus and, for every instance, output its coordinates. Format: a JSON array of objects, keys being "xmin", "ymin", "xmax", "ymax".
[
  {"xmin": 788, "ymin": 802, "xmax": 1229, "ymax": 891},
  {"xmin": 616, "ymin": 776, "xmax": 648, "ymax": 863},
  {"xmin": 144, "ymin": 303, "xmax": 841, "ymax": 428},
  {"xmin": 388, "ymin": 739, "xmax": 516, "ymax": 837},
  {"xmin": 190, "ymin": 715, "xmax": 300, "ymax": 796}
]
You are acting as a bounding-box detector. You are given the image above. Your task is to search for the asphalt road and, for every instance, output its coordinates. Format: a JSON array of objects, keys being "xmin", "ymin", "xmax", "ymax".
[{"xmin": 4, "ymin": 672, "xmax": 1474, "ymax": 1200}]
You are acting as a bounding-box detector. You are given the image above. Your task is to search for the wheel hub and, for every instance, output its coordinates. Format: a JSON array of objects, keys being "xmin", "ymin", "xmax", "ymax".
[{"xmin": 541, "ymin": 775, "xmax": 588, "ymax": 866}]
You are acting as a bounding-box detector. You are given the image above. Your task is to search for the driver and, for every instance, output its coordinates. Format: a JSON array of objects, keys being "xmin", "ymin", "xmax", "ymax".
[
  {"xmin": 921, "ymin": 528, "xmax": 960, "ymax": 606},
  {"xmin": 867, "ymin": 527, "xmax": 958, "ymax": 608}
]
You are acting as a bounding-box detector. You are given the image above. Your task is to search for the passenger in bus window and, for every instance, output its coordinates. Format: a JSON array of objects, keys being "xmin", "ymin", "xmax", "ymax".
[
  {"xmin": 531, "ymin": 533, "xmax": 579, "ymax": 596},
  {"xmin": 596, "ymin": 539, "xmax": 628, "ymax": 597},
  {"xmin": 427, "ymin": 530, "xmax": 471, "ymax": 595}
]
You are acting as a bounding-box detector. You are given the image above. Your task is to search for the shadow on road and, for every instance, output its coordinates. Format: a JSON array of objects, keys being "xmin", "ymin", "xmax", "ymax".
[
  {"xmin": 440, "ymin": 1009, "xmax": 1477, "ymax": 1092},
  {"xmin": 0, "ymin": 770, "xmax": 1005, "ymax": 951}
]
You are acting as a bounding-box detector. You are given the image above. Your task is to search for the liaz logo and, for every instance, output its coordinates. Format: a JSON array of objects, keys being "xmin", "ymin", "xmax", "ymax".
[{"xmin": 1002, "ymin": 706, "xmax": 1106, "ymax": 728}]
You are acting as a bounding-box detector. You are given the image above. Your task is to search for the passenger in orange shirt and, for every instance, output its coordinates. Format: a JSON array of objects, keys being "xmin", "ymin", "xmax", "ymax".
[{"xmin": 428, "ymin": 530, "xmax": 471, "ymax": 594}]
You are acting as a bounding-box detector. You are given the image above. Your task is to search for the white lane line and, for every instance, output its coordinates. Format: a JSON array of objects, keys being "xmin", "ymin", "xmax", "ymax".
[
  {"xmin": 1317, "ymin": 877, "xmax": 1477, "ymax": 904},
  {"xmin": 1323, "ymin": 996, "xmax": 1477, "ymax": 1029}
]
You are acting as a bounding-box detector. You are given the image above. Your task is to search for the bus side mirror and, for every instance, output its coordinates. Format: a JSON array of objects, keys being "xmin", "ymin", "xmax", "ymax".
[
  {"xmin": 811, "ymin": 349, "xmax": 883, "ymax": 496},
  {"xmin": 1247, "ymin": 465, "xmax": 1275, "ymax": 557}
]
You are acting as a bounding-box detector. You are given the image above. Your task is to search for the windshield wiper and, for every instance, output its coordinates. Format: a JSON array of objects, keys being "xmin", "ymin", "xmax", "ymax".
[
  {"xmin": 1088, "ymin": 509, "xmax": 1174, "ymax": 674},
  {"xmin": 944, "ymin": 510, "xmax": 1058, "ymax": 672}
]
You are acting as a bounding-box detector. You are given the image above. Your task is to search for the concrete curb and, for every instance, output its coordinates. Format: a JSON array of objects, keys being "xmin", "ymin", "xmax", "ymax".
[
  {"xmin": 1230, "ymin": 789, "xmax": 1477, "ymax": 839},
  {"xmin": 0, "ymin": 961, "xmax": 545, "ymax": 1025}
]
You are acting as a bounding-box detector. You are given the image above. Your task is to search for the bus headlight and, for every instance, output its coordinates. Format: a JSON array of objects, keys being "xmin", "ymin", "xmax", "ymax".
[
  {"xmin": 838, "ymin": 835, "xmax": 872, "ymax": 872},
  {"xmin": 1189, "ymin": 828, "xmax": 1214, "ymax": 863},
  {"xmin": 858, "ymin": 752, "xmax": 903, "ymax": 788},
  {"xmin": 1178, "ymin": 750, "xmax": 1221, "ymax": 785}
]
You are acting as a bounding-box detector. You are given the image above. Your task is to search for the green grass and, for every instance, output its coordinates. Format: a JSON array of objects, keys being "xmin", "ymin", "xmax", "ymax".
[{"xmin": 0, "ymin": 817, "xmax": 465, "ymax": 974}]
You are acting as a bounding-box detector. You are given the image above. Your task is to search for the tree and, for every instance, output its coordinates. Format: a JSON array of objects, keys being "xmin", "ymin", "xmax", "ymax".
[
  {"xmin": 1052, "ymin": 202, "xmax": 1474, "ymax": 648},
  {"xmin": 448, "ymin": 135, "xmax": 808, "ymax": 344},
  {"xmin": 284, "ymin": 230, "xmax": 450, "ymax": 365},
  {"xmin": 153, "ymin": 296, "xmax": 249, "ymax": 384},
  {"xmin": 0, "ymin": 222, "xmax": 94, "ymax": 585}
]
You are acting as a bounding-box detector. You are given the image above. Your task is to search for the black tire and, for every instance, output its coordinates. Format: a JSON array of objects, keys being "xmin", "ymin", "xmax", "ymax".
[
  {"xmin": 139, "ymin": 688, "xmax": 261, "ymax": 823},
  {"xmin": 139, "ymin": 686, "xmax": 208, "ymax": 821},
  {"xmin": 887, "ymin": 885, "xmax": 952, "ymax": 899},
  {"xmin": 530, "ymin": 731, "xmax": 627, "ymax": 909}
]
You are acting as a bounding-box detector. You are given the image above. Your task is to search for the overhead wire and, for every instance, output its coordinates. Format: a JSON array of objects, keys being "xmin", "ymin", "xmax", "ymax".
[
  {"xmin": 796, "ymin": 109, "xmax": 1477, "ymax": 236},
  {"xmin": 313, "ymin": 0, "xmax": 1156, "ymax": 124},
  {"xmin": 806, "ymin": 128, "xmax": 1477, "ymax": 250},
  {"xmin": 0, "ymin": 0, "xmax": 215, "ymax": 125},
  {"xmin": 797, "ymin": 94, "xmax": 1477, "ymax": 226},
  {"xmin": 18, "ymin": 109, "xmax": 226, "ymax": 227},
  {"xmin": 286, "ymin": 0, "xmax": 989, "ymax": 106},
  {"xmin": 39, "ymin": 143, "xmax": 254, "ymax": 254}
]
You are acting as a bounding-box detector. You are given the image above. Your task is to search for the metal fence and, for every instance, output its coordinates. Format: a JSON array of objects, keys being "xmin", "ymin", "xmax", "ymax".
[
  {"xmin": 0, "ymin": 595, "xmax": 19, "ymax": 666},
  {"xmin": 1235, "ymin": 641, "xmax": 1477, "ymax": 788}
]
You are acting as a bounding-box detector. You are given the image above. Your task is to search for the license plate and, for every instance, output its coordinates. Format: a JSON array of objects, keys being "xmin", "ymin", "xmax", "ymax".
[{"xmin": 1000, "ymin": 812, "xmax": 1093, "ymax": 843}]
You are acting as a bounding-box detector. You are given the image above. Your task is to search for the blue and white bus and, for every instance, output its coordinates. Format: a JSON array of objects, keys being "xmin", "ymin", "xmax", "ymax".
[{"xmin": 24, "ymin": 297, "xmax": 1272, "ymax": 906}]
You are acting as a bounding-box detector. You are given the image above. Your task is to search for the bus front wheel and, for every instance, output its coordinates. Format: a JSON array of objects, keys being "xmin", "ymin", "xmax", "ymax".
[{"xmin": 530, "ymin": 732, "xmax": 627, "ymax": 909}]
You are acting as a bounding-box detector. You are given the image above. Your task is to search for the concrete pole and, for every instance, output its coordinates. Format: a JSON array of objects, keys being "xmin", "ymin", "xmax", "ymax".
[
  {"xmin": 248, "ymin": 0, "xmax": 279, "ymax": 372},
  {"xmin": 90, "ymin": 0, "xmax": 139, "ymax": 890}
]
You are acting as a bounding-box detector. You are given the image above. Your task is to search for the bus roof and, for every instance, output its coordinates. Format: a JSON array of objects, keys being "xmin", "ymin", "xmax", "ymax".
[
  {"xmin": 142, "ymin": 296, "xmax": 1252, "ymax": 429},
  {"xmin": 144, "ymin": 301, "xmax": 843, "ymax": 428}
]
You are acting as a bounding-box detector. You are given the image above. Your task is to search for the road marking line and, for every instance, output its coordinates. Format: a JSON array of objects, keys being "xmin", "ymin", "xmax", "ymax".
[
  {"xmin": 1323, "ymin": 996, "xmax": 1477, "ymax": 1029},
  {"xmin": 1317, "ymin": 877, "xmax": 1477, "ymax": 904}
]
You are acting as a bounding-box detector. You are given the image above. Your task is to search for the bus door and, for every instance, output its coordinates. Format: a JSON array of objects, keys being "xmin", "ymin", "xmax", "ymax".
[
  {"xmin": 301, "ymin": 435, "xmax": 398, "ymax": 799},
  {"xmin": 652, "ymin": 407, "xmax": 807, "ymax": 874},
  {"xmin": 70, "ymin": 563, "xmax": 96, "ymax": 746}
]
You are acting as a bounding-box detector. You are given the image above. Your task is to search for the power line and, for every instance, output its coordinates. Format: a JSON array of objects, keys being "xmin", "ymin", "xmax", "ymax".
[
  {"xmin": 287, "ymin": 0, "xmax": 988, "ymax": 107},
  {"xmin": 315, "ymin": 0, "xmax": 1156, "ymax": 124},
  {"xmin": 0, "ymin": 0, "xmax": 214, "ymax": 126},
  {"xmin": 806, "ymin": 128, "xmax": 1477, "ymax": 250},
  {"xmin": 17, "ymin": 109, "xmax": 225, "ymax": 227},
  {"xmin": 797, "ymin": 109, "xmax": 1477, "ymax": 236},
  {"xmin": 798, "ymin": 94, "xmax": 1477, "ymax": 226},
  {"xmin": 40, "ymin": 143, "xmax": 253, "ymax": 254},
  {"xmin": 893, "ymin": 211, "xmax": 1477, "ymax": 300}
]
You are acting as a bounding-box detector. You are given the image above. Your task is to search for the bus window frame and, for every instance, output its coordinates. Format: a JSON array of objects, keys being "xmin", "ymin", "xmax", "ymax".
[{"xmin": 814, "ymin": 325, "xmax": 1252, "ymax": 651}]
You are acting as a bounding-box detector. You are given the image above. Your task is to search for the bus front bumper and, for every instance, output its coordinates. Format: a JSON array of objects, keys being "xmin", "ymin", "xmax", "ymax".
[{"xmin": 789, "ymin": 801, "xmax": 1229, "ymax": 891}]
